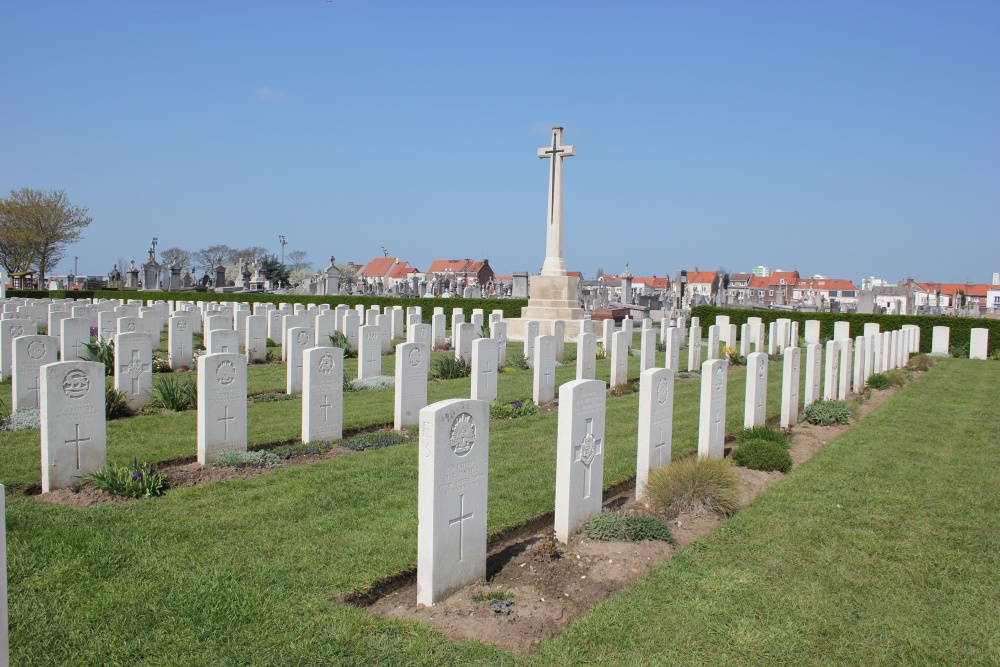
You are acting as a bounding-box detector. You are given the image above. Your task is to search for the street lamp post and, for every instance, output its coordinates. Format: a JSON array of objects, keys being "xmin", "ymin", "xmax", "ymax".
[{"xmin": 278, "ymin": 235, "xmax": 287, "ymax": 266}]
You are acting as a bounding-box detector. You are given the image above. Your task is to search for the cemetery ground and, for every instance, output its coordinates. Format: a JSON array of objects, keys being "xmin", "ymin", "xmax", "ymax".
[{"xmin": 1, "ymin": 341, "xmax": 997, "ymax": 665}]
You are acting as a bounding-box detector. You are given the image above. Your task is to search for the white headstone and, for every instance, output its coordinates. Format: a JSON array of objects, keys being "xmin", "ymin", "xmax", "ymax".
[
  {"xmin": 698, "ymin": 359, "xmax": 728, "ymax": 460},
  {"xmin": 395, "ymin": 342, "xmax": 430, "ymax": 429},
  {"xmin": 706, "ymin": 325, "xmax": 721, "ymax": 360},
  {"xmin": 357, "ymin": 325, "xmax": 382, "ymax": 379},
  {"xmin": 197, "ymin": 353, "xmax": 248, "ymax": 464},
  {"xmin": 417, "ymin": 398, "xmax": 489, "ymax": 606},
  {"xmin": 601, "ymin": 319, "xmax": 613, "ymax": 358},
  {"xmin": 970, "ymin": 328, "xmax": 988, "ymax": 360},
  {"xmin": 833, "ymin": 321, "xmax": 850, "ymax": 341},
  {"xmin": 639, "ymin": 328, "xmax": 656, "ymax": 372},
  {"xmin": 115, "ymin": 332, "xmax": 153, "ymax": 410},
  {"xmin": 576, "ymin": 332, "xmax": 597, "ymax": 380},
  {"xmin": 491, "ymin": 321, "xmax": 508, "ymax": 367},
  {"xmin": 60, "ymin": 317, "xmax": 91, "ymax": 362},
  {"xmin": 286, "ymin": 327, "xmax": 313, "ymax": 394},
  {"xmin": 244, "ymin": 314, "xmax": 267, "ymax": 363},
  {"xmin": 454, "ymin": 322, "xmax": 473, "ymax": 364},
  {"xmin": 168, "ymin": 315, "xmax": 194, "ymax": 369},
  {"xmin": 823, "ymin": 340, "xmax": 839, "ymax": 401},
  {"xmin": 12, "ymin": 335, "xmax": 57, "ymax": 410},
  {"xmin": 532, "ymin": 335, "xmax": 557, "ymax": 405},
  {"xmin": 687, "ymin": 324, "xmax": 702, "ymax": 371},
  {"xmin": 665, "ymin": 327, "xmax": 681, "ymax": 372},
  {"xmin": 767, "ymin": 322, "xmax": 777, "ymax": 355},
  {"xmin": 267, "ymin": 309, "xmax": 284, "ymax": 344},
  {"xmin": 853, "ymin": 335, "xmax": 866, "ymax": 393},
  {"xmin": 636, "ymin": 367, "xmax": 674, "ymax": 501},
  {"xmin": 610, "ymin": 330, "xmax": 629, "ymax": 388},
  {"xmin": 553, "ymin": 320, "xmax": 566, "ymax": 362},
  {"xmin": 342, "ymin": 310, "xmax": 361, "ymax": 351},
  {"xmin": 931, "ymin": 326, "xmax": 950, "ymax": 355},
  {"xmin": 470, "ymin": 338, "xmax": 499, "ymax": 403},
  {"xmin": 206, "ymin": 328, "xmax": 240, "ymax": 355},
  {"xmin": 838, "ymin": 339, "xmax": 852, "ymax": 400},
  {"xmin": 554, "ymin": 379, "xmax": 606, "ymax": 543},
  {"xmin": 739, "ymin": 323, "xmax": 751, "ymax": 357},
  {"xmin": 780, "ymin": 346, "xmax": 801, "ymax": 428},
  {"xmin": 302, "ymin": 347, "xmax": 344, "ymax": 443},
  {"xmin": 40, "ymin": 360, "xmax": 107, "ymax": 492},
  {"xmin": 377, "ymin": 314, "xmax": 392, "ymax": 353},
  {"xmin": 524, "ymin": 320, "xmax": 540, "ymax": 361},
  {"xmin": 315, "ymin": 312, "xmax": 336, "ymax": 347},
  {"xmin": 408, "ymin": 323, "xmax": 431, "ymax": 347},
  {"xmin": 744, "ymin": 351, "xmax": 768, "ymax": 428},
  {"xmin": 431, "ymin": 312, "xmax": 446, "ymax": 349}
]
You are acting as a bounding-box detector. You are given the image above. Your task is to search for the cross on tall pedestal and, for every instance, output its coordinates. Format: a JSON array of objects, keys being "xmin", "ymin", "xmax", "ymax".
[
  {"xmin": 65, "ymin": 423, "xmax": 91, "ymax": 470},
  {"xmin": 448, "ymin": 494, "xmax": 474, "ymax": 561},
  {"xmin": 537, "ymin": 126, "xmax": 575, "ymax": 277}
]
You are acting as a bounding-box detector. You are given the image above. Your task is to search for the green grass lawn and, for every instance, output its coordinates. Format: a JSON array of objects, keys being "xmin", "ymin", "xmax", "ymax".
[{"xmin": 5, "ymin": 341, "xmax": 987, "ymax": 665}]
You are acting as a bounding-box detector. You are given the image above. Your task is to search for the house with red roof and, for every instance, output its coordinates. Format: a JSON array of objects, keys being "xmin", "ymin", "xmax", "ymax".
[
  {"xmin": 425, "ymin": 259, "xmax": 495, "ymax": 287},
  {"xmin": 903, "ymin": 279, "xmax": 993, "ymax": 313},
  {"xmin": 794, "ymin": 277, "xmax": 859, "ymax": 310},
  {"xmin": 674, "ymin": 270, "xmax": 722, "ymax": 305}
]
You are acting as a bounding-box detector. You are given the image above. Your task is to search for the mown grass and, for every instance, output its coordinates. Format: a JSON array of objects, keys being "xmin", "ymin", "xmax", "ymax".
[{"xmin": 2, "ymin": 333, "xmax": 832, "ymax": 664}]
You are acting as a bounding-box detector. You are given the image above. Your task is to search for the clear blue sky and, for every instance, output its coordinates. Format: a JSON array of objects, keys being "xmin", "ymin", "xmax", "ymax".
[{"xmin": 2, "ymin": 1, "xmax": 997, "ymax": 285}]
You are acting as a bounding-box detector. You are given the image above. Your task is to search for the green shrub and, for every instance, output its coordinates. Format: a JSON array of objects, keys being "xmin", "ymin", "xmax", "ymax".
[
  {"xmin": 885, "ymin": 369, "xmax": 910, "ymax": 386},
  {"xmin": 507, "ymin": 350, "xmax": 529, "ymax": 371},
  {"xmin": 86, "ymin": 458, "xmax": 168, "ymax": 498},
  {"xmin": 340, "ymin": 430, "xmax": 416, "ymax": 452},
  {"xmin": 105, "ymin": 386, "xmax": 133, "ymax": 420},
  {"xmin": 84, "ymin": 338, "xmax": 115, "ymax": 377},
  {"xmin": 328, "ymin": 331, "xmax": 358, "ymax": 358},
  {"xmin": 802, "ymin": 399, "xmax": 852, "ymax": 425},
  {"xmin": 734, "ymin": 425, "xmax": 789, "ymax": 448},
  {"xmin": 215, "ymin": 450, "xmax": 281, "ymax": 469},
  {"xmin": 645, "ymin": 457, "xmax": 742, "ymax": 519},
  {"xmin": 345, "ymin": 376, "xmax": 395, "ymax": 391},
  {"xmin": 989, "ymin": 348, "xmax": 1000, "ymax": 361},
  {"xmin": 489, "ymin": 399, "xmax": 539, "ymax": 420},
  {"xmin": 431, "ymin": 356, "xmax": 471, "ymax": 379},
  {"xmin": 583, "ymin": 511, "xmax": 676, "ymax": 543},
  {"xmin": 266, "ymin": 337, "xmax": 278, "ymax": 348},
  {"xmin": 867, "ymin": 372, "xmax": 892, "ymax": 390},
  {"xmin": 732, "ymin": 439, "xmax": 794, "ymax": 473},
  {"xmin": 0, "ymin": 397, "xmax": 9, "ymax": 430},
  {"xmin": 949, "ymin": 343, "xmax": 969, "ymax": 358},
  {"xmin": 907, "ymin": 353, "xmax": 935, "ymax": 371},
  {"xmin": 151, "ymin": 376, "xmax": 197, "ymax": 411}
]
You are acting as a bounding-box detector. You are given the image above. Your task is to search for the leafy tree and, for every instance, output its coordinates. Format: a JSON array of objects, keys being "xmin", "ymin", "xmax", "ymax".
[
  {"xmin": 259, "ymin": 254, "xmax": 290, "ymax": 287},
  {"xmin": 288, "ymin": 267, "xmax": 314, "ymax": 286},
  {"xmin": 0, "ymin": 188, "xmax": 92, "ymax": 282},
  {"xmin": 194, "ymin": 245, "xmax": 232, "ymax": 274},
  {"xmin": 228, "ymin": 246, "xmax": 268, "ymax": 266},
  {"xmin": 159, "ymin": 247, "xmax": 192, "ymax": 269}
]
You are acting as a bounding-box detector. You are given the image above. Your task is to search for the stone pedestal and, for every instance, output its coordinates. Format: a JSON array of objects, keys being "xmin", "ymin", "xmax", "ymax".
[{"xmin": 507, "ymin": 274, "xmax": 586, "ymax": 341}]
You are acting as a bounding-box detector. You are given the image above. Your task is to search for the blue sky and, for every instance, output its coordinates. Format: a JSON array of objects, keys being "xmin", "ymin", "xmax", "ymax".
[{"xmin": 2, "ymin": 1, "xmax": 997, "ymax": 285}]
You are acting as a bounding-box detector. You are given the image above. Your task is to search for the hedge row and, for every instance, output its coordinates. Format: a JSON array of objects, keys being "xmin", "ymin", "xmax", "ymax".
[
  {"xmin": 6, "ymin": 289, "xmax": 529, "ymax": 325},
  {"xmin": 691, "ymin": 305, "xmax": 999, "ymax": 354}
]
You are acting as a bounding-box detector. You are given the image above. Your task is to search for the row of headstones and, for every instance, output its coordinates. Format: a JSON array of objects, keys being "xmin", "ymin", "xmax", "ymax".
[{"xmin": 930, "ymin": 325, "xmax": 992, "ymax": 359}]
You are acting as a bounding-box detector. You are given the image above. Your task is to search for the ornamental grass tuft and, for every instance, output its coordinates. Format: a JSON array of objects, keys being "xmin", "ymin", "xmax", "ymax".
[
  {"xmin": 151, "ymin": 376, "xmax": 197, "ymax": 411},
  {"xmin": 430, "ymin": 356, "xmax": 471, "ymax": 380},
  {"xmin": 645, "ymin": 457, "xmax": 742, "ymax": 519},
  {"xmin": 87, "ymin": 458, "xmax": 168, "ymax": 498}
]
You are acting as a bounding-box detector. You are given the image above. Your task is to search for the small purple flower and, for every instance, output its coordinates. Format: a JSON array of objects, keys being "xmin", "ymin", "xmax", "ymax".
[
  {"xmin": 149, "ymin": 470, "xmax": 157, "ymax": 477},
  {"xmin": 512, "ymin": 400, "xmax": 522, "ymax": 410},
  {"xmin": 89, "ymin": 326, "xmax": 98, "ymax": 336},
  {"xmin": 133, "ymin": 470, "xmax": 143, "ymax": 480}
]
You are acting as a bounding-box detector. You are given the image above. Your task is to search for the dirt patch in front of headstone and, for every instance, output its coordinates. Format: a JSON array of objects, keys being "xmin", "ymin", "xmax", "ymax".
[{"xmin": 366, "ymin": 382, "xmax": 909, "ymax": 653}]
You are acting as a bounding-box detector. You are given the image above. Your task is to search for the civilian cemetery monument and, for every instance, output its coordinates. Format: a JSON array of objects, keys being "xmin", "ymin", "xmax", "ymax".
[{"xmin": 1, "ymin": 125, "xmax": 997, "ymax": 664}]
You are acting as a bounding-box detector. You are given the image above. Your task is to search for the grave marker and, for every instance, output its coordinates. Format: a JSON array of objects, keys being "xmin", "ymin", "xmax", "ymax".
[
  {"xmin": 302, "ymin": 347, "xmax": 344, "ymax": 443},
  {"xmin": 470, "ymin": 338, "xmax": 499, "ymax": 402},
  {"xmin": 358, "ymin": 325, "xmax": 382, "ymax": 379},
  {"xmin": 533, "ymin": 335, "xmax": 557, "ymax": 405},
  {"xmin": 576, "ymin": 332, "xmax": 597, "ymax": 380},
  {"xmin": 744, "ymin": 351, "xmax": 768, "ymax": 427},
  {"xmin": 636, "ymin": 367, "xmax": 674, "ymax": 501},
  {"xmin": 610, "ymin": 330, "xmax": 629, "ymax": 387},
  {"xmin": 395, "ymin": 342, "xmax": 429, "ymax": 429},
  {"xmin": 115, "ymin": 332, "xmax": 153, "ymax": 410},
  {"xmin": 197, "ymin": 353, "xmax": 248, "ymax": 464},
  {"xmin": 698, "ymin": 359, "xmax": 727, "ymax": 460},
  {"xmin": 40, "ymin": 361, "xmax": 106, "ymax": 492},
  {"xmin": 555, "ymin": 379, "xmax": 606, "ymax": 542},
  {"xmin": 286, "ymin": 327, "xmax": 313, "ymax": 394},
  {"xmin": 11, "ymin": 335, "xmax": 57, "ymax": 410},
  {"xmin": 780, "ymin": 346, "xmax": 800, "ymax": 429}
]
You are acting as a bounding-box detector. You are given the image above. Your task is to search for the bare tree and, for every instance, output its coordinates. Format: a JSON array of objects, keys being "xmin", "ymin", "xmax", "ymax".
[
  {"xmin": 228, "ymin": 246, "xmax": 268, "ymax": 266},
  {"xmin": 286, "ymin": 249, "xmax": 311, "ymax": 272},
  {"xmin": 160, "ymin": 247, "xmax": 192, "ymax": 269},
  {"xmin": 195, "ymin": 245, "xmax": 232, "ymax": 273}
]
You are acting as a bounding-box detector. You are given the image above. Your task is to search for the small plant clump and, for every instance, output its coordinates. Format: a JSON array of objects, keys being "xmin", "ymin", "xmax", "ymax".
[
  {"xmin": 867, "ymin": 372, "xmax": 893, "ymax": 390},
  {"xmin": 724, "ymin": 346, "xmax": 746, "ymax": 366},
  {"xmin": 734, "ymin": 425, "xmax": 789, "ymax": 448},
  {"xmin": 583, "ymin": 511, "xmax": 676, "ymax": 544},
  {"xmin": 907, "ymin": 354, "xmax": 936, "ymax": 371},
  {"xmin": 989, "ymin": 349, "xmax": 1000, "ymax": 361},
  {"xmin": 608, "ymin": 380, "xmax": 639, "ymax": 396},
  {"xmin": 105, "ymin": 386, "xmax": 133, "ymax": 420},
  {"xmin": 431, "ymin": 356, "xmax": 471, "ymax": 380},
  {"xmin": 151, "ymin": 376, "xmax": 197, "ymax": 411},
  {"xmin": 84, "ymin": 338, "xmax": 115, "ymax": 376},
  {"xmin": 86, "ymin": 458, "xmax": 168, "ymax": 498},
  {"xmin": 215, "ymin": 450, "xmax": 281, "ymax": 469},
  {"xmin": 328, "ymin": 331, "xmax": 358, "ymax": 358},
  {"xmin": 345, "ymin": 376, "xmax": 395, "ymax": 391},
  {"xmin": 732, "ymin": 438, "xmax": 794, "ymax": 473},
  {"xmin": 529, "ymin": 531, "xmax": 563, "ymax": 562},
  {"xmin": 802, "ymin": 399, "xmax": 853, "ymax": 425},
  {"xmin": 507, "ymin": 350, "xmax": 530, "ymax": 371},
  {"xmin": 340, "ymin": 430, "xmax": 416, "ymax": 452},
  {"xmin": 677, "ymin": 370, "xmax": 700, "ymax": 379},
  {"xmin": 949, "ymin": 343, "xmax": 970, "ymax": 359},
  {"xmin": 2, "ymin": 407, "xmax": 40, "ymax": 432},
  {"xmin": 489, "ymin": 399, "xmax": 539, "ymax": 420},
  {"xmin": 271, "ymin": 441, "xmax": 335, "ymax": 459},
  {"xmin": 645, "ymin": 457, "xmax": 742, "ymax": 519},
  {"xmin": 152, "ymin": 355, "xmax": 172, "ymax": 373}
]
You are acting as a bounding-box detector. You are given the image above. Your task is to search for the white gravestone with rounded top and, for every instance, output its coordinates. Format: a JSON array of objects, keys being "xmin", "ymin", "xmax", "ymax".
[
  {"xmin": 665, "ymin": 327, "xmax": 681, "ymax": 372},
  {"xmin": 303, "ymin": 347, "xmax": 343, "ymax": 444},
  {"xmin": 431, "ymin": 312, "xmax": 446, "ymax": 349},
  {"xmin": 931, "ymin": 326, "xmax": 949, "ymax": 356},
  {"xmin": 286, "ymin": 327, "xmax": 313, "ymax": 395},
  {"xmin": 314, "ymin": 312, "xmax": 336, "ymax": 347},
  {"xmin": 698, "ymin": 359, "xmax": 728, "ymax": 460},
  {"xmin": 407, "ymin": 323, "xmax": 431, "ymax": 347},
  {"xmin": 357, "ymin": 325, "xmax": 382, "ymax": 379},
  {"xmin": 197, "ymin": 353, "xmax": 248, "ymax": 465},
  {"xmin": 454, "ymin": 322, "xmax": 473, "ymax": 364},
  {"xmin": 491, "ymin": 321, "xmax": 507, "ymax": 367},
  {"xmin": 524, "ymin": 320, "xmax": 540, "ymax": 361},
  {"xmin": 115, "ymin": 332, "xmax": 153, "ymax": 410},
  {"xmin": 744, "ymin": 351, "xmax": 768, "ymax": 428},
  {"xmin": 687, "ymin": 325, "xmax": 702, "ymax": 371},
  {"xmin": 637, "ymin": 367, "xmax": 675, "ymax": 501},
  {"xmin": 602, "ymin": 319, "xmax": 613, "ymax": 357},
  {"xmin": 970, "ymin": 328, "xmax": 988, "ymax": 360},
  {"xmin": 417, "ymin": 398, "xmax": 489, "ymax": 606},
  {"xmin": 533, "ymin": 335, "xmax": 557, "ymax": 405},
  {"xmin": 553, "ymin": 320, "xmax": 565, "ymax": 362},
  {"xmin": 706, "ymin": 325, "xmax": 720, "ymax": 360},
  {"xmin": 824, "ymin": 340, "xmax": 839, "ymax": 400},
  {"xmin": 395, "ymin": 342, "xmax": 429, "ymax": 430},
  {"xmin": 244, "ymin": 314, "xmax": 267, "ymax": 363},
  {"xmin": 40, "ymin": 360, "xmax": 107, "ymax": 492},
  {"xmin": 576, "ymin": 332, "xmax": 597, "ymax": 380},
  {"xmin": 804, "ymin": 342, "xmax": 822, "ymax": 407},
  {"xmin": 780, "ymin": 346, "xmax": 801, "ymax": 429},
  {"xmin": 610, "ymin": 330, "xmax": 629, "ymax": 388},
  {"xmin": 60, "ymin": 317, "xmax": 91, "ymax": 362},
  {"xmin": 169, "ymin": 314, "xmax": 194, "ymax": 369},
  {"xmin": 12, "ymin": 335, "xmax": 57, "ymax": 410},
  {"xmin": 639, "ymin": 328, "xmax": 656, "ymax": 372},
  {"xmin": 470, "ymin": 338, "xmax": 499, "ymax": 403},
  {"xmin": 555, "ymin": 379, "xmax": 606, "ymax": 543},
  {"xmin": 206, "ymin": 328, "xmax": 240, "ymax": 355},
  {"xmin": 853, "ymin": 335, "xmax": 866, "ymax": 393},
  {"xmin": 838, "ymin": 338, "xmax": 852, "ymax": 400}
]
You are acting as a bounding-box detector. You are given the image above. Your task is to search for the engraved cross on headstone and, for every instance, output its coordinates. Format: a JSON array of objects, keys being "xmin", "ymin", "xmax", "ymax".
[
  {"xmin": 66, "ymin": 423, "xmax": 91, "ymax": 470},
  {"xmin": 71, "ymin": 335, "xmax": 87, "ymax": 360},
  {"xmin": 482, "ymin": 356, "xmax": 495, "ymax": 393},
  {"xmin": 654, "ymin": 426, "xmax": 669, "ymax": 467},
  {"xmin": 27, "ymin": 375, "xmax": 41, "ymax": 408},
  {"xmin": 218, "ymin": 406, "xmax": 235, "ymax": 441},
  {"xmin": 573, "ymin": 417, "xmax": 603, "ymax": 499},
  {"xmin": 448, "ymin": 493, "xmax": 474, "ymax": 561},
  {"xmin": 120, "ymin": 349, "xmax": 151, "ymax": 395},
  {"xmin": 320, "ymin": 395, "xmax": 332, "ymax": 423}
]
